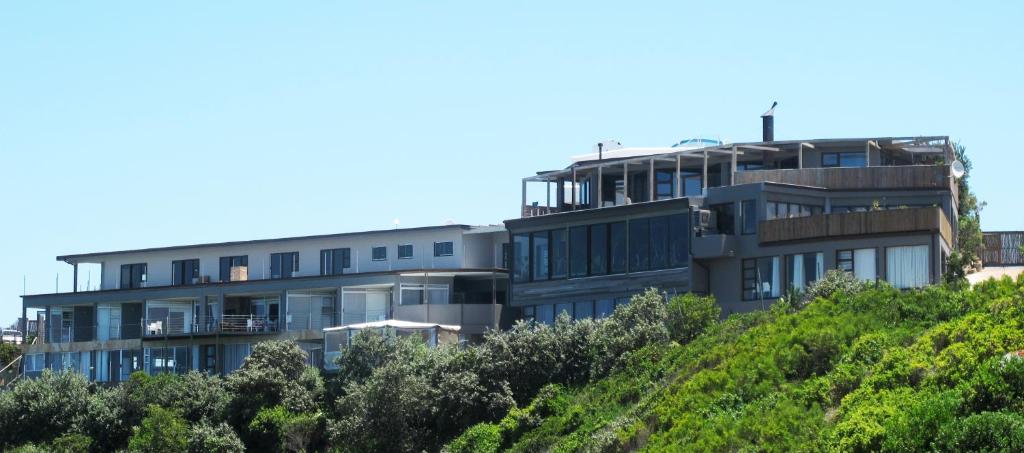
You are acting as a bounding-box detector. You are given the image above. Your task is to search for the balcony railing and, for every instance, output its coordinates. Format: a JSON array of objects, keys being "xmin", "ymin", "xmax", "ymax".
[
  {"xmin": 143, "ymin": 315, "xmax": 281, "ymax": 337},
  {"xmin": 758, "ymin": 206, "xmax": 952, "ymax": 245},
  {"xmin": 734, "ymin": 164, "xmax": 954, "ymax": 193}
]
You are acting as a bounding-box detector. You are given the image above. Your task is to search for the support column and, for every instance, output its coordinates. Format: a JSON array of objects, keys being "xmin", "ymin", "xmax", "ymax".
[
  {"xmin": 597, "ymin": 166, "xmax": 603, "ymax": 207},
  {"xmin": 545, "ymin": 181, "xmax": 550, "ymax": 209},
  {"xmin": 648, "ymin": 159, "xmax": 655, "ymax": 201},
  {"xmin": 623, "ymin": 163, "xmax": 629, "ymax": 204},
  {"xmin": 521, "ymin": 180, "xmax": 527, "ymax": 213},
  {"xmin": 571, "ymin": 168, "xmax": 577, "ymax": 210},
  {"xmin": 702, "ymin": 150, "xmax": 709, "ymax": 195},
  {"xmin": 865, "ymin": 142, "xmax": 871, "ymax": 167},
  {"xmin": 73, "ymin": 263, "xmax": 78, "ymax": 293},
  {"xmin": 674, "ymin": 156, "xmax": 681, "ymax": 198},
  {"xmin": 798, "ymin": 143, "xmax": 804, "ymax": 169},
  {"xmin": 280, "ymin": 290, "xmax": 289, "ymax": 331},
  {"xmin": 491, "ymin": 272, "xmax": 498, "ymax": 329},
  {"xmin": 730, "ymin": 146, "xmax": 738, "ymax": 186}
]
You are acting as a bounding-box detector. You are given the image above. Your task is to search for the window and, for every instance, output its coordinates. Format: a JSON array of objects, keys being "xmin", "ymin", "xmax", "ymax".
[
  {"xmin": 629, "ymin": 218, "xmax": 650, "ymax": 272},
  {"xmin": 120, "ymin": 263, "xmax": 147, "ymax": 289},
  {"xmin": 574, "ymin": 301, "xmax": 594, "ymax": 320},
  {"xmin": 595, "ymin": 299, "xmax": 615, "ymax": 318},
  {"xmin": 25, "ymin": 353, "xmax": 45, "ymax": 373},
  {"xmin": 656, "ymin": 171, "xmax": 674, "ymax": 200},
  {"xmin": 531, "ymin": 231, "xmax": 549, "ymax": 280},
  {"xmin": 650, "ymin": 216, "xmax": 669, "ymax": 270},
  {"xmin": 682, "ymin": 173, "xmax": 703, "ymax": 196},
  {"xmin": 838, "ymin": 248, "xmax": 877, "ymax": 281},
  {"xmin": 742, "ymin": 256, "xmax": 781, "ymax": 301},
  {"xmin": 512, "ymin": 234, "xmax": 530, "ymax": 283},
  {"xmin": 400, "ymin": 284, "xmax": 449, "ymax": 305},
  {"xmin": 786, "ymin": 252, "xmax": 824, "ymax": 291},
  {"xmin": 522, "ymin": 306, "xmax": 535, "ymax": 322},
  {"xmin": 766, "ymin": 201, "xmax": 822, "ymax": 220},
  {"xmin": 371, "ymin": 246, "xmax": 387, "ymax": 261},
  {"xmin": 669, "ymin": 213, "xmax": 689, "ymax": 268},
  {"xmin": 589, "ymin": 224, "xmax": 608, "ymax": 276},
  {"xmin": 741, "ymin": 200, "xmax": 757, "ymax": 235},
  {"xmin": 433, "ymin": 241, "xmax": 454, "ymax": 257},
  {"xmin": 171, "ymin": 259, "xmax": 200, "ymax": 286},
  {"xmin": 219, "ymin": 255, "xmax": 248, "ymax": 282},
  {"xmin": 822, "ymin": 152, "xmax": 867, "ymax": 168},
  {"xmin": 569, "ymin": 226, "xmax": 588, "ymax": 278},
  {"xmin": 550, "ymin": 229, "xmax": 568, "ymax": 279},
  {"xmin": 710, "ymin": 203, "xmax": 735, "ymax": 235},
  {"xmin": 320, "ymin": 248, "xmax": 351, "ymax": 276},
  {"xmin": 398, "ymin": 244, "xmax": 414, "ymax": 259},
  {"xmin": 535, "ymin": 304, "xmax": 555, "ymax": 325},
  {"xmin": 555, "ymin": 302, "xmax": 573, "ymax": 319},
  {"xmin": 886, "ymin": 245, "xmax": 929, "ymax": 289},
  {"xmin": 502, "ymin": 243, "xmax": 511, "ymax": 269},
  {"xmin": 270, "ymin": 252, "xmax": 299, "ymax": 279},
  {"xmin": 609, "ymin": 222, "xmax": 628, "ymax": 274}
]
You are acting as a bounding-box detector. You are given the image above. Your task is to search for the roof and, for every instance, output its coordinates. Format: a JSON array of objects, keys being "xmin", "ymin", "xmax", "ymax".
[
  {"xmin": 56, "ymin": 224, "xmax": 505, "ymax": 263},
  {"xmin": 323, "ymin": 319, "xmax": 462, "ymax": 332}
]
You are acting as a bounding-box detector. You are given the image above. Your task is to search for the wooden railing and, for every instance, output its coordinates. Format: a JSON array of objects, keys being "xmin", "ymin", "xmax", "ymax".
[
  {"xmin": 759, "ymin": 206, "xmax": 952, "ymax": 246},
  {"xmin": 734, "ymin": 165, "xmax": 954, "ymax": 193},
  {"xmin": 983, "ymin": 232, "xmax": 1024, "ymax": 266}
]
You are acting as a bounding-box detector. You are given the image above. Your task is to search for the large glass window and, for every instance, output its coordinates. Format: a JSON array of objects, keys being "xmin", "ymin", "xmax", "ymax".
[
  {"xmin": 838, "ymin": 248, "xmax": 877, "ymax": 281},
  {"xmin": 574, "ymin": 301, "xmax": 594, "ymax": 320},
  {"xmin": 371, "ymin": 246, "xmax": 387, "ymax": 261},
  {"xmin": 609, "ymin": 222, "xmax": 628, "ymax": 274},
  {"xmin": 531, "ymin": 231, "xmax": 549, "ymax": 281},
  {"xmin": 120, "ymin": 263, "xmax": 147, "ymax": 289},
  {"xmin": 669, "ymin": 213, "xmax": 689, "ymax": 268},
  {"xmin": 320, "ymin": 248, "xmax": 350, "ymax": 276},
  {"xmin": 742, "ymin": 256, "xmax": 781, "ymax": 301},
  {"xmin": 650, "ymin": 216, "xmax": 669, "ymax": 270},
  {"xmin": 555, "ymin": 302, "xmax": 573, "ymax": 319},
  {"xmin": 656, "ymin": 171, "xmax": 674, "ymax": 200},
  {"xmin": 682, "ymin": 173, "xmax": 703, "ymax": 196},
  {"xmin": 219, "ymin": 255, "xmax": 248, "ymax": 282},
  {"xmin": 589, "ymin": 224, "xmax": 608, "ymax": 276},
  {"xmin": 886, "ymin": 245, "xmax": 929, "ymax": 289},
  {"xmin": 535, "ymin": 304, "xmax": 554, "ymax": 325},
  {"xmin": 569, "ymin": 226, "xmax": 588, "ymax": 278},
  {"xmin": 550, "ymin": 229, "xmax": 568, "ymax": 279},
  {"xmin": 270, "ymin": 252, "xmax": 299, "ymax": 279},
  {"xmin": 822, "ymin": 152, "xmax": 867, "ymax": 168},
  {"xmin": 710, "ymin": 203, "xmax": 735, "ymax": 235},
  {"xmin": 786, "ymin": 252, "xmax": 824, "ymax": 292},
  {"xmin": 595, "ymin": 299, "xmax": 615, "ymax": 319},
  {"xmin": 512, "ymin": 234, "xmax": 530, "ymax": 283},
  {"xmin": 171, "ymin": 259, "xmax": 200, "ymax": 286},
  {"xmin": 400, "ymin": 284, "xmax": 449, "ymax": 305},
  {"xmin": 766, "ymin": 201, "xmax": 822, "ymax": 220},
  {"xmin": 741, "ymin": 200, "xmax": 757, "ymax": 235},
  {"xmin": 629, "ymin": 218, "xmax": 650, "ymax": 272}
]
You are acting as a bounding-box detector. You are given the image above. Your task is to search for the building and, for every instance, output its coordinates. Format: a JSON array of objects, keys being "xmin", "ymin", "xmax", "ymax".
[
  {"xmin": 20, "ymin": 224, "xmax": 509, "ymax": 381},
  {"xmin": 506, "ymin": 115, "xmax": 958, "ymax": 320}
]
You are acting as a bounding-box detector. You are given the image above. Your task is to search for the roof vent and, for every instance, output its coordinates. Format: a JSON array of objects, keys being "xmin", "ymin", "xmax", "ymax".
[{"xmin": 761, "ymin": 101, "xmax": 777, "ymax": 142}]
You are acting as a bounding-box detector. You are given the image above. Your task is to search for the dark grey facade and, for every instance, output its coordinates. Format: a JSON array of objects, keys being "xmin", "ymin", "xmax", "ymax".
[{"xmin": 506, "ymin": 136, "xmax": 958, "ymax": 319}]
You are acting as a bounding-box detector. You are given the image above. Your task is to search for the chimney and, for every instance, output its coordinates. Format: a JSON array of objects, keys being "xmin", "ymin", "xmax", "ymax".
[{"xmin": 760, "ymin": 101, "xmax": 777, "ymax": 142}]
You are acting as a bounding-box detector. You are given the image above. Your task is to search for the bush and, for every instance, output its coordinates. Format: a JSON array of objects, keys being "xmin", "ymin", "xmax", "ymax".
[
  {"xmin": 800, "ymin": 269, "xmax": 867, "ymax": 306},
  {"xmin": 226, "ymin": 340, "xmax": 323, "ymax": 433},
  {"xmin": 188, "ymin": 422, "xmax": 244, "ymax": 453},
  {"xmin": 589, "ymin": 288, "xmax": 670, "ymax": 376},
  {"xmin": 248, "ymin": 406, "xmax": 323, "ymax": 453},
  {"xmin": 0, "ymin": 370, "xmax": 92, "ymax": 447},
  {"xmin": 935, "ymin": 412, "xmax": 1024, "ymax": 452},
  {"xmin": 966, "ymin": 356, "xmax": 1024, "ymax": 412},
  {"xmin": 128, "ymin": 405, "xmax": 189, "ymax": 453},
  {"xmin": 665, "ymin": 293, "xmax": 720, "ymax": 344}
]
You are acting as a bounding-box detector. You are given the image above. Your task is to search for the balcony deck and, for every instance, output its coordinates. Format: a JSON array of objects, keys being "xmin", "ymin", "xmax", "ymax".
[
  {"xmin": 758, "ymin": 206, "xmax": 952, "ymax": 246},
  {"xmin": 735, "ymin": 165, "xmax": 956, "ymax": 195}
]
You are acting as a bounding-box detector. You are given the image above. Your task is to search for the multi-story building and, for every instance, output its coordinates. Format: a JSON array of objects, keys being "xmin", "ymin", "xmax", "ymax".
[
  {"xmin": 20, "ymin": 224, "xmax": 509, "ymax": 381},
  {"xmin": 506, "ymin": 115, "xmax": 959, "ymax": 320}
]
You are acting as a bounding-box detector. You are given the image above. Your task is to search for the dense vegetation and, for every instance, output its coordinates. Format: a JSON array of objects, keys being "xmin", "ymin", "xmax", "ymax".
[{"xmin": 446, "ymin": 273, "xmax": 1024, "ymax": 452}]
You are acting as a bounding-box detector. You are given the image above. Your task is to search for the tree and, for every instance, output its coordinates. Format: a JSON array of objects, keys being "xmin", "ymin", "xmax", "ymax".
[
  {"xmin": 188, "ymin": 422, "xmax": 245, "ymax": 453},
  {"xmin": 945, "ymin": 141, "xmax": 984, "ymax": 285},
  {"xmin": 0, "ymin": 370, "xmax": 92, "ymax": 447},
  {"xmin": 665, "ymin": 293, "xmax": 720, "ymax": 344},
  {"xmin": 128, "ymin": 405, "xmax": 188, "ymax": 453}
]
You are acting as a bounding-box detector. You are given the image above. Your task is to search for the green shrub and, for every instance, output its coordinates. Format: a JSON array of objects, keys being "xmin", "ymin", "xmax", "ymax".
[
  {"xmin": 935, "ymin": 412, "xmax": 1024, "ymax": 452},
  {"xmin": 441, "ymin": 423, "xmax": 503, "ymax": 453},
  {"xmin": 188, "ymin": 422, "xmax": 244, "ymax": 453},
  {"xmin": 665, "ymin": 293, "xmax": 720, "ymax": 344},
  {"xmin": 128, "ymin": 405, "xmax": 188, "ymax": 453},
  {"xmin": 800, "ymin": 269, "xmax": 867, "ymax": 306},
  {"xmin": 248, "ymin": 406, "xmax": 323, "ymax": 453},
  {"xmin": 966, "ymin": 356, "xmax": 1024, "ymax": 412},
  {"xmin": 0, "ymin": 370, "xmax": 92, "ymax": 447}
]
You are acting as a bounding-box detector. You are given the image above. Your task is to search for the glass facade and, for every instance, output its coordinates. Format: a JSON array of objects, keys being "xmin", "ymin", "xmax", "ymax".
[
  {"xmin": 742, "ymin": 256, "xmax": 781, "ymax": 301},
  {"xmin": 822, "ymin": 152, "xmax": 867, "ymax": 168},
  {"xmin": 550, "ymin": 229, "xmax": 567, "ymax": 279},
  {"xmin": 270, "ymin": 252, "xmax": 299, "ymax": 279},
  {"xmin": 171, "ymin": 259, "xmax": 200, "ymax": 286},
  {"xmin": 569, "ymin": 226, "xmax": 588, "ymax": 278},
  {"xmin": 786, "ymin": 252, "xmax": 824, "ymax": 292},
  {"xmin": 531, "ymin": 231, "xmax": 549, "ymax": 281},
  {"xmin": 741, "ymin": 200, "xmax": 757, "ymax": 235}
]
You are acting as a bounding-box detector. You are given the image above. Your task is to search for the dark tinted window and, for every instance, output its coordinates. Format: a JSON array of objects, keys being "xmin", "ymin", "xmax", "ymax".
[
  {"xmin": 433, "ymin": 241, "xmax": 454, "ymax": 257},
  {"xmin": 609, "ymin": 222, "xmax": 627, "ymax": 274},
  {"xmin": 595, "ymin": 299, "xmax": 615, "ymax": 318},
  {"xmin": 741, "ymin": 200, "xmax": 757, "ymax": 235},
  {"xmin": 823, "ymin": 152, "xmax": 866, "ymax": 168},
  {"xmin": 320, "ymin": 248, "xmax": 350, "ymax": 276},
  {"xmin": 219, "ymin": 256, "xmax": 248, "ymax": 282},
  {"xmin": 550, "ymin": 229, "xmax": 567, "ymax": 279},
  {"xmin": 650, "ymin": 216, "xmax": 669, "ymax": 270},
  {"xmin": 669, "ymin": 214, "xmax": 689, "ymax": 268},
  {"xmin": 120, "ymin": 263, "xmax": 147, "ymax": 289},
  {"xmin": 629, "ymin": 218, "xmax": 650, "ymax": 272},
  {"xmin": 270, "ymin": 252, "xmax": 299, "ymax": 279},
  {"xmin": 372, "ymin": 246, "xmax": 387, "ymax": 261},
  {"xmin": 531, "ymin": 231, "xmax": 549, "ymax": 281},
  {"xmin": 589, "ymin": 224, "xmax": 608, "ymax": 276},
  {"xmin": 535, "ymin": 304, "xmax": 554, "ymax": 325},
  {"xmin": 398, "ymin": 244, "xmax": 413, "ymax": 259},
  {"xmin": 569, "ymin": 226, "xmax": 588, "ymax": 278},
  {"xmin": 655, "ymin": 171, "xmax": 674, "ymax": 200},
  {"xmin": 711, "ymin": 203, "xmax": 735, "ymax": 235},
  {"xmin": 512, "ymin": 234, "xmax": 530, "ymax": 282},
  {"xmin": 574, "ymin": 301, "xmax": 594, "ymax": 320},
  {"xmin": 171, "ymin": 259, "xmax": 200, "ymax": 286}
]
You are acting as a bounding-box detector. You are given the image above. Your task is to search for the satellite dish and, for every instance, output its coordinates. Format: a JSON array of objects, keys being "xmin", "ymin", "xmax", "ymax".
[{"xmin": 951, "ymin": 160, "xmax": 966, "ymax": 179}]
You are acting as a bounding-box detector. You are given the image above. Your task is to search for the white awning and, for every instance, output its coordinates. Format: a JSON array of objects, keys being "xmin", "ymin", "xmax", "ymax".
[{"xmin": 323, "ymin": 319, "xmax": 461, "ymax": 332}]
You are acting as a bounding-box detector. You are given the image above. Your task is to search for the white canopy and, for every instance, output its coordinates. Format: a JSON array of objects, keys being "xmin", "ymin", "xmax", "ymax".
[{"xmin": 323, "ymin": 319, "xmax": 461, "ymax": 332}]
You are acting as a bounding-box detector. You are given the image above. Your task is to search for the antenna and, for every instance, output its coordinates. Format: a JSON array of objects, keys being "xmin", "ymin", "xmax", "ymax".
[
  {"xmin": 392, "ymin": 219, "xmax": 401, "ymax": 230},
  {"xmin": 951, "ymin": 160, "xmax": 966, "ymax": 179}
]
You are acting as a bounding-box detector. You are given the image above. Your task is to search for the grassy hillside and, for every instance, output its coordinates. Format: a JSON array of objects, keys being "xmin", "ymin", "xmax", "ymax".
[{"xmin": 446, "ymin": 275, "xmax": 1024, "ymax": 452}]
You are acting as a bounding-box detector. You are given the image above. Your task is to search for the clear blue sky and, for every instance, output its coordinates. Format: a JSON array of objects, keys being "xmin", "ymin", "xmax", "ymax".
[{"xmin": 1, "ymin": 1, "xmax": 1021, "ymax": 323}]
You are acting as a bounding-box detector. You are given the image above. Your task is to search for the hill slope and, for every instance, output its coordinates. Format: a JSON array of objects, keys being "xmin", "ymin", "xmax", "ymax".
[{"xmin": 446, "ymin": 276, "xmax": 1024, "ymax": 452}]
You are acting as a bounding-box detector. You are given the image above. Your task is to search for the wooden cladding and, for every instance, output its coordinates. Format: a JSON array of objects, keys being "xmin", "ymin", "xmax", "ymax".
[
  {"xmin": 734, "ymin": 165, "xmax": 952, "ymax": 191},
  {"xmin": 983, "ymin": 232, "xmax": 1024, "ymax": 266},
  {"xmin": 759, "ymin": 206, "xmax": 952, "ymax": 246}
]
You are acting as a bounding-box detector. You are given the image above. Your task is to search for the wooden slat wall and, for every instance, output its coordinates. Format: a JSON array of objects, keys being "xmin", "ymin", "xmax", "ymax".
[
  {"xmin": 734, "ymin": 165, "xmax": 951, "ymax": 190},
  {"xmin": 983, "ymin": 232, "xmax": 1024, "ymax": 266},
  {"xmin": 759, "ymin": 207, "xmax": 950, "ymax": 244}
]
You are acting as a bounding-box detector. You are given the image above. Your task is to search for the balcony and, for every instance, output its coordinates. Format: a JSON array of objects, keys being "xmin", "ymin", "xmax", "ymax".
[
  {"xmin": 691, "ymin": 234, "xmax": 738, "ymax": 259},
  {"xmin": 143, "ymin": 315, "xmax": 282, "ymax": 337},
  {"xmin": 758, "ymin": 206, "xmax": 952, "ymax": 246},
  {"xmin": 734, "ymin": 164, "xmax": 955, "ymax": 195},
  {"xmin": 391, "ymin": 303, "xmax": 504, "ymax": 330}
]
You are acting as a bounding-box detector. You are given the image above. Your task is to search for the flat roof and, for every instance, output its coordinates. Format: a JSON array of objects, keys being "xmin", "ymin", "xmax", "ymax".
[{"xmin": 57, "ymin": 224, "xmax": 505, "ymax": 263}]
